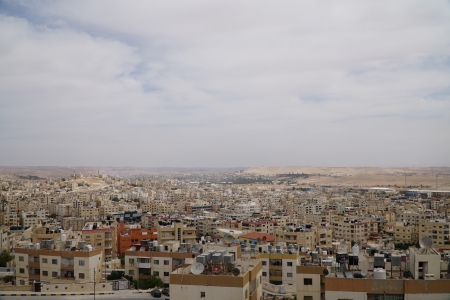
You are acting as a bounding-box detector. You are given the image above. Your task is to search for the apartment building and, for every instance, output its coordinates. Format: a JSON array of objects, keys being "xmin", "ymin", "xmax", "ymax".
[
  {"xmin": 418, "ymin": 219, "xmax": 450, "ymax": 250},
  {"xmin": 82, "ymin": 221, "xmax": 117, "ymax": 261},
  {"xmin": 62, "ymin": 217, "xmax": 87, "ymax": 231},
  {"xmin": 169, "ymin": 259, "xmax": 263, "ymax": 300},
  {"xmin": 74, "ymin": 207, "xmax": 99, "ymax": 219},
  {"xmin": 242, "ymin": 220, "xmax": 277, "ymax": 234},
  {"xmin": 125, "ymin": 241, "xmax": 198, "ymax": 287},
  {"xmin": 275, "ymin": 226, "xmax": 332, "ymax": 249},
  {"xmin": 394, "ymin": 222, "xmax": 419, "ymax": 244},
  {"xmin": 20, "ymin": 210, "xmax": 49, "ymax": 228},
  {"xmin": 398, "ymin": 210, "xmax": 436, "ymax": 226},
  {"xmin": 157, "ymin": 221, "xmax": 196, "ymax": 245},
  {"xmin": 257, "ymin": 247, "xmax": 298, "ymax": 286},
  {"xmin": 14, "ymin": 244, "xmax": 102, "ymax": 285},
  {"xmin": 0, "ymin": 212, "xmax": 19, "ymax": 226},
  {"xmin": 117, "ymin": 221, "xmax": 157, "ymax": 255},
  {"xmin": 332, "ymin": 219, "xmax": 378, "ymax": 242},
  {"xmin": 99, "ymin": 206, "xmax": 118, "ymax": 218}
]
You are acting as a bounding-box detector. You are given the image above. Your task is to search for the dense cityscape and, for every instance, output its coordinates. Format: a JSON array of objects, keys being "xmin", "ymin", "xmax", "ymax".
[{"xmin": 0, "ymin": 168, "xmax": 448, "ymax": 299}]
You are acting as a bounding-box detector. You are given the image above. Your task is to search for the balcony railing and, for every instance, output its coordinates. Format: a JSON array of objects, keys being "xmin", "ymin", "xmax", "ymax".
[{"xmin": 137, "ymin": 262, "xmax": 151, "ymax": 269}]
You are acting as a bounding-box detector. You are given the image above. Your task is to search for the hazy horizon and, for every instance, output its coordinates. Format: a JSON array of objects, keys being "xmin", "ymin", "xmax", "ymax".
[{"xmin": 1, "ymin": 1, "xmax": 449, "ymax": 167}]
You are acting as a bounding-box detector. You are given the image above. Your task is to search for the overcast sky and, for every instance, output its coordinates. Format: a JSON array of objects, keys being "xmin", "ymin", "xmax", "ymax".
[{"xmin": 1, "ymin": 1, "xmax": 449, "ymax": 168}]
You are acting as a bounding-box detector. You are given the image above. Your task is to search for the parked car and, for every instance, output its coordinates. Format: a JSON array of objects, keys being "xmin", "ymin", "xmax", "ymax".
[
  {"xmin": 151, "ymin": 289, "xmax": 162, "ymax": 298},
  {"xmin": 162, "ymin": 288, "xmax": 170, "ymax": 296}
]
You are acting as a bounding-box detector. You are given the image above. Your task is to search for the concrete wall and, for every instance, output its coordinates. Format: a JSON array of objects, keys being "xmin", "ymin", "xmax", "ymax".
[
  {"xmin": 0, "ymin": 285, "xmax": 33, "ymax": 291},
  {"xmin": 40, "ymin": 281, "xmax": 113, "ymax": 293},
  {"xmin": 170, "ymin": 283, "xmax": 249, "ymax": 300}
]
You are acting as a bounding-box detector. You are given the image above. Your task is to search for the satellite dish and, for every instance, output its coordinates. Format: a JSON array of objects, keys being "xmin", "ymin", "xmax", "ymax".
[
  {"xmin": 339, "ymin": 241, "xmax": 346, "ymax": 248},
  {"xmin": 323, "ymin": 269, "xmax": 329, "ymax": 276},
  {"xmin": 232, "ymin": 268, "xmax": 240, "ymax": 276},
  {"xmin": 190, "ymin": 263, "xmax": 204, "ymax": 275},
  {"xmin": 419, "ymin": 236, "xmax": 432, "ymax": 249},
  {"xmin": 224, "ymin": 235, "xmax": 234, "ymax": 244},
  {"xmin": 361, "ymin": 269, "xmax": 367, "ymax": 277},
  {"xmin": 61, "ymin": 258, "xmax": 69, "ymax": 267},
  {"xmin": 256, "ymin": 238, "xmax": 262, "ymax": 244},
  {"xmin": 179, "ymin": 247, "xmax": 187, "ymax": 253},
  {"xmin": 192, "ymin": 254, "xmax": 196, "ymax": 258}
]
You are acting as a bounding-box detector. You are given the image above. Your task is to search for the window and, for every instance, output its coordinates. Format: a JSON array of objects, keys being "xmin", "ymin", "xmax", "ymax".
[
  {"xmin": 200, "ymin": 292, "xmax": 206, "ymax": 298},
  {"xmin": 304, "ymin": 297, "xmax": 313, "ymax": 300},
  {"xmin": 79, "ymin": 273, "xmax": 85, "ymax": 279},
  {"xmin": 129, "ymin": 259, "xmax": 135, "ymax": 265},
  {"xmin": 19, "ymin": 256, "xmax": 24, "ymax": 262},
  {"xmin": 52, "ymin": 259, "xmax": 58, "ymax": 265},
  {"xmin": 97, "ymin": 234, "xmax": 102, "ymax": 238},
  {"xmin": 85, "ymin": 235, "xmax": 90, "ymax": 239},
  {"xmin": 287, "ymin": 262, "xmax": 293, "ymax": 266},
  {"xmin": 304, "ymin": 278, "xmax": 312, "ymax": 285},
  {"xmin": 79, "ymin": 260, "xmax": 85, "ymax": 266},
  {"xmin": 262, "ymin": 261, "xmax": 267, "ymax": 265},
  {"xmin": 129, "ymin": 270, "xmax": 134, "ymax": 275},
  {"xmin": 164, "ymin": 260, "xmax": 169, "ymax": 265},
  {"xmin": 154, "ymin": 260, "xmax": 159, "ymax": 265},
  {"xmin": 52, "ymin": 271, "xmax": 58, "ymax": 277},
  {"xmin": 42, "ymin": 271, "xmax": 48, "ymax": 276},
  {"xmin": 245, "ymin": 290, "xmax": 248, "ymax": 298},
  {"xmin": 287, "ymin": 273, "xmax": 293, "ymax": 277},
  {"xmin": 164, "ymin": 272, "xmax": 169, "ymax": 276},
  {"xmin": 42, "ymin": 258, "xmax": 48, "ymax": 263},
  {"xmin": 19, "ymin": 268, "xmax": 24, "ymax": 274},
  {"xmin": 262, "ymin": 272, "xmax": 267, "ymax": 277},
  {"xmin": 153, "ymin": 271, "xmax": 159, "ymax": 276}
]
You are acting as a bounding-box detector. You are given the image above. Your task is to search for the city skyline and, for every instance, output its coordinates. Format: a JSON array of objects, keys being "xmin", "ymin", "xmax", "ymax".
[{"xmin": 1, "ymin": 1, "xmax": 449, "ymax": 167}]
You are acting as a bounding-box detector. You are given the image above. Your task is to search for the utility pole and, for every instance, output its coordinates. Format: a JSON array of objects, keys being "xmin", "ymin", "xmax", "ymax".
[
  {"xmin": 436, "ymin": 174, "xmax": 439, "ymax": 190},
  {"xmin": 93, "ymin": 268, "xmax": 96, "ymax": 300}
]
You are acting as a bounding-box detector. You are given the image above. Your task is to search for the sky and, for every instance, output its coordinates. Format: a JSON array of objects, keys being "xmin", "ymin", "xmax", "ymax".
[{"xmin": 0, "ymin": 0, "xmax": 450, "ymax": 168}]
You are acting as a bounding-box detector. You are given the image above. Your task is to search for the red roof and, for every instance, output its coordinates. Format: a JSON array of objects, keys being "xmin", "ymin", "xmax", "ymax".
[{"xmin": 239, "ymin": 232, "xmax": 275, "ymax": 242}]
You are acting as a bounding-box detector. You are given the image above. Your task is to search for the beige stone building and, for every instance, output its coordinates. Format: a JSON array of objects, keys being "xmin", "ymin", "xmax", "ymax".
[
  {"xmin": 394, "ymin": 222, "xmax": 419, "ymax": 244},
  {"xmin": 157, "ymin": 222, "xmax": 196, "ymax": 244},
  {"xmin": 82, "ymin": 221, "xmax": 117, "ymax": 261},
  {"xmin": 14, "ymin": 245, "xmax": 102, "ymax": 285},
  {"xmin": 169, "ymin": 259, "xmax": 263, "ymax": 300},
  {"xmin": 418, "ymin": 219, "xmax": 450, "ymax": 250}
]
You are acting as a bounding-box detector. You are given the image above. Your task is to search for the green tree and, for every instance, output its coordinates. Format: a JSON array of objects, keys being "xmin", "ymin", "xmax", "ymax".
[{"xmin": 0, "ymin": 250, "xmax": 13, "ymax": 267}]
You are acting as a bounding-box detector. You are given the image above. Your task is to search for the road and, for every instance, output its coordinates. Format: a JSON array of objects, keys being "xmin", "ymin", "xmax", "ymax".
[{"xmin": 0, "ymin": 293, "xmax": 166, "ymax": 300}]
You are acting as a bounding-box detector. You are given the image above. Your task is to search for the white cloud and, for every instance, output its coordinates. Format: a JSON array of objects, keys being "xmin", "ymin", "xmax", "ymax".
[{"xmin": 0, "ymin": 0, "xmax": 449, "ymax": 167}]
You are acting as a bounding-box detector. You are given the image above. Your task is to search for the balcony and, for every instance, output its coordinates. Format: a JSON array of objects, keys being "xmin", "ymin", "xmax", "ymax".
[
  {"xmin": 29, "ymin": 274, "xmax": 40, "ymax": 280},
  {"xmin": 28, "ymin": 261, "xmax": 40, "ymax": 268},
  {"xmin": 137, "ymin": 262, "xmax": 151, "ymax": 269}
]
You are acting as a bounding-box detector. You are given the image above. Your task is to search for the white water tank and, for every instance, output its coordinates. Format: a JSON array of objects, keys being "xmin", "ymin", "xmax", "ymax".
[
  {"xmin": 373, "ymin": 268, "xmax": 386, "ymax": 279},
  {"xmin": 61, "ymin": 234, "xmax": 67, "ymax": 242},
  {"xmin": 35, "ymin": 243, "xmax": 40, "ymax": 250},
  {"xmin": 129, "ymin": 246, "xmax": 136, "ymax": 251},
  {"xmin": 352, "ymin": 244, "xmax": 359, "ymax": 256},
  {"xmin": 153, "ymin": 241, "xmax": 158, "ymax": 247}
]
